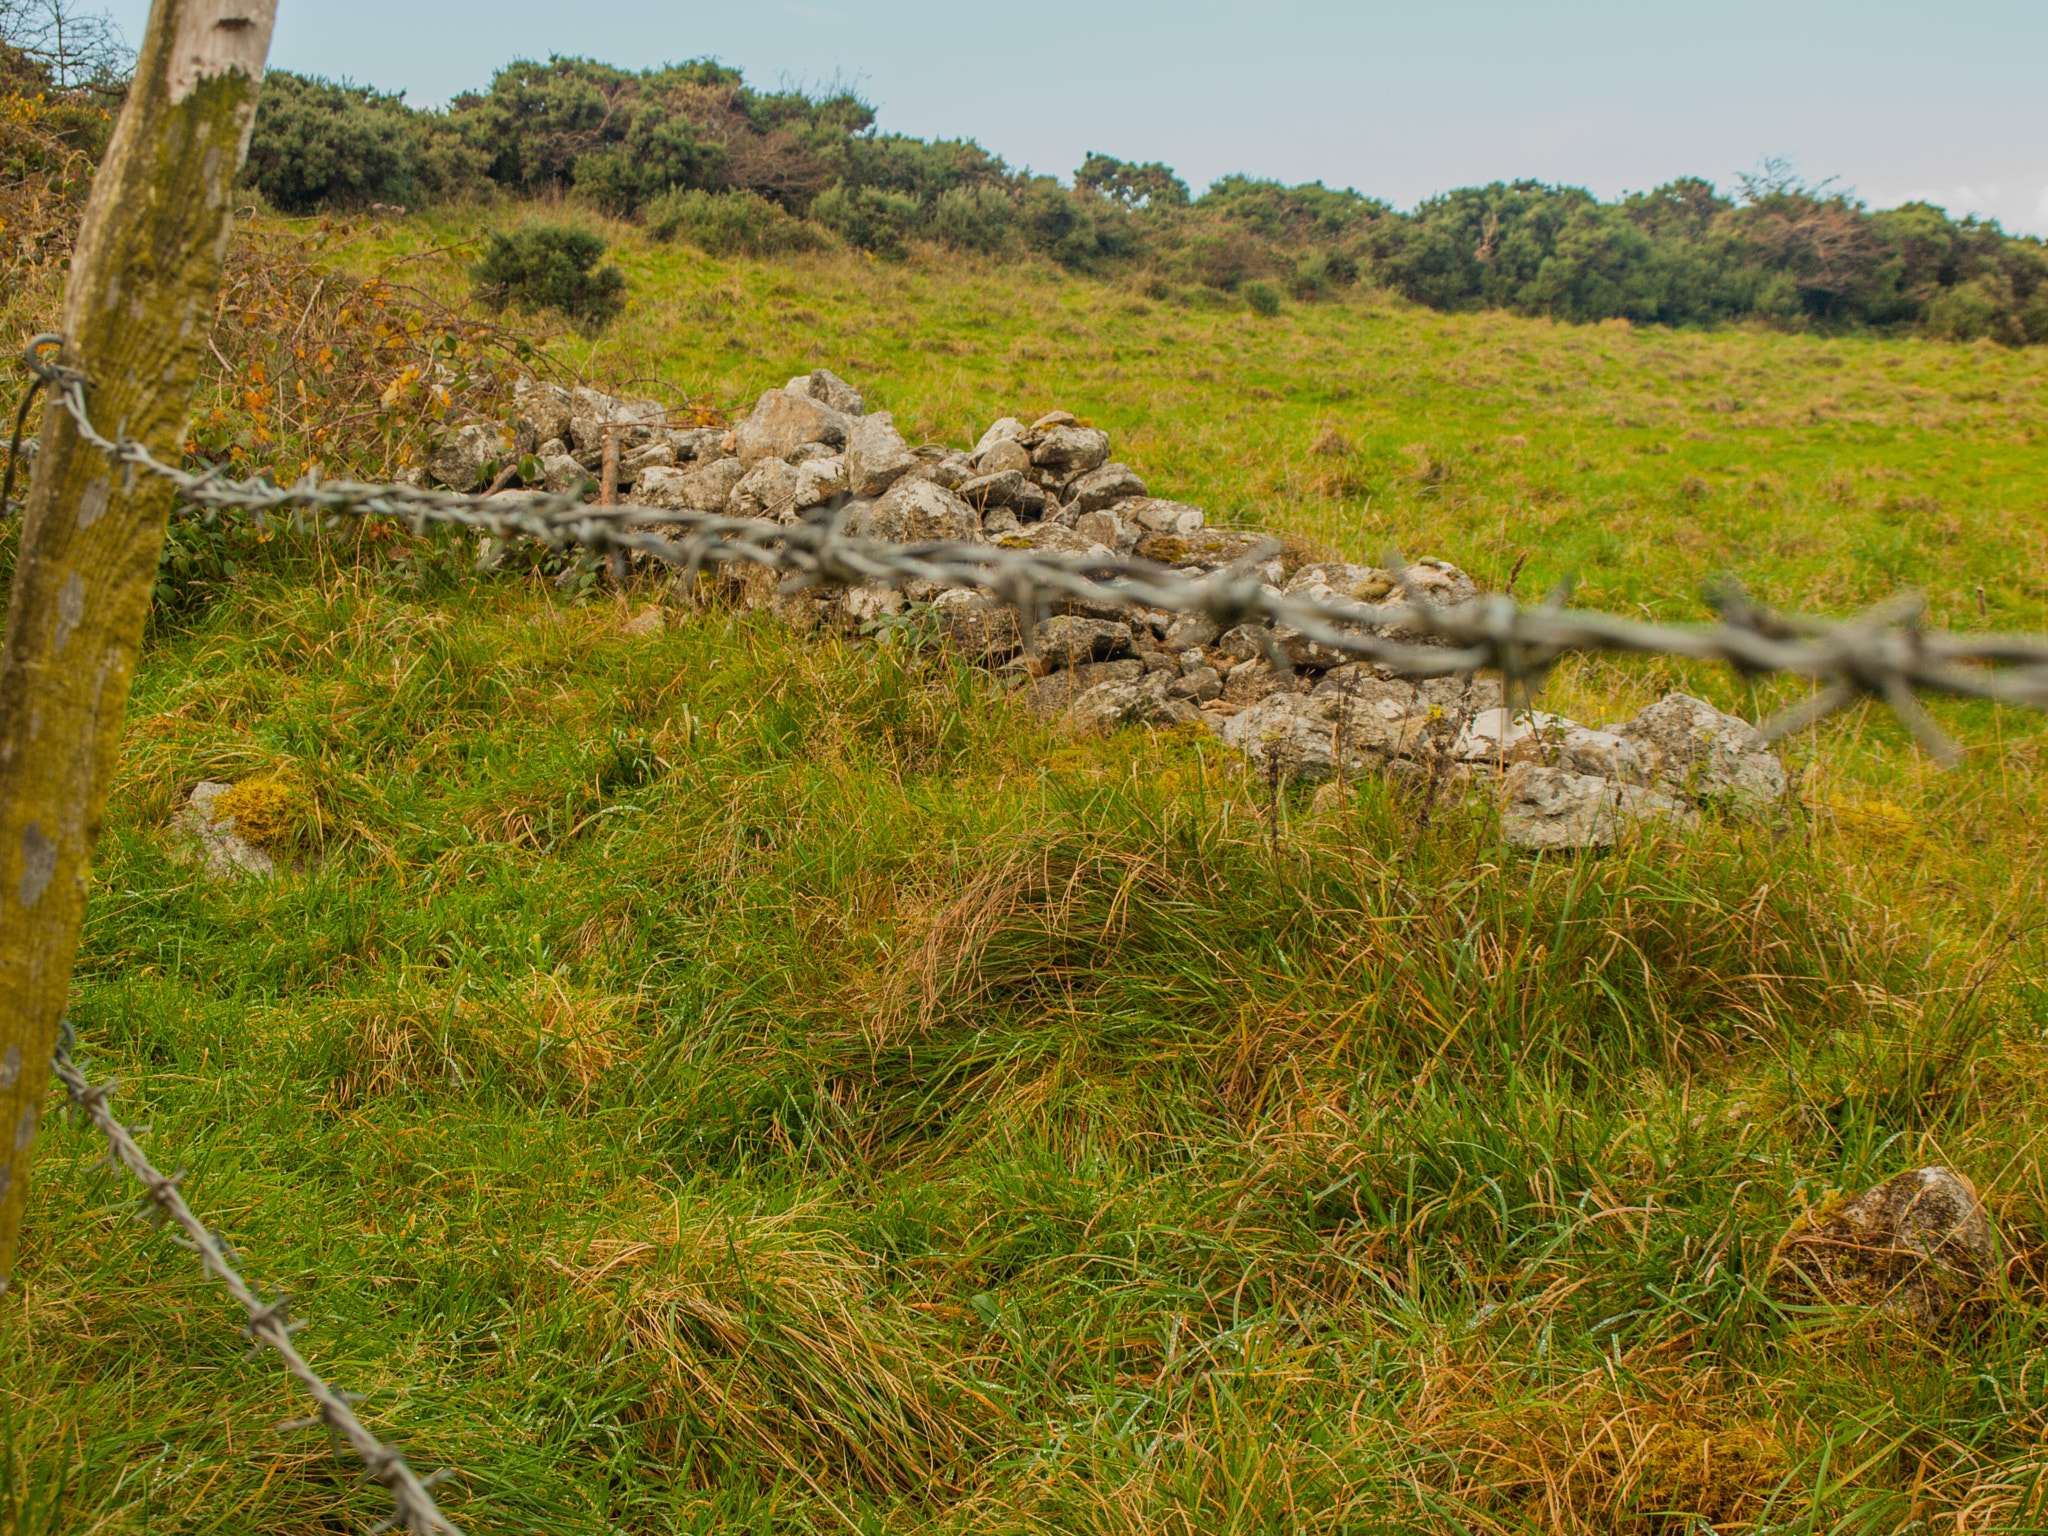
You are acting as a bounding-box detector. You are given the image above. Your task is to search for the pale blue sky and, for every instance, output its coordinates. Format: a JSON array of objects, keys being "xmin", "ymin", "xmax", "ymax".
[{"xmin": 101, "ymin": 0, "xmax": 2048, "ymax": 233}]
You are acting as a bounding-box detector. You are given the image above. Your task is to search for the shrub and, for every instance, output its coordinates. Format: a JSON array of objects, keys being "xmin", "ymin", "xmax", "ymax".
[
  {"xmin": 929, "ymin": 184, "xmax": 1014, "ymax": 255},
  {"xmin": 1015, "ymin": 180, "xmax": 1137, "ymax": 273},
  {"xmin": 1286, "ymin": 247, "xmax": 1357, "ymax": 300},
  {"xmin": 1197, "ymin": 174, "xmax": 1384, "ymax": 240},
  {"xmin": 1923, "ymin": 277, "xmax": 2005, "ymax": 343},
  {"xmin": 1243, "ymin": 280, "xmax": 1282, "ymax": 317},
  {"xmin": 448, "ymin": 56, "xmax": 873, "ymax": 216},
  {"xmin": 242, "ymin": 70, "xmax": 486, "ymax": 212},
  {"xmin": 470, "ymin": 224, "xmax": 625, "ymax": 329},
  {"xmin": 1172, "ymin": 227, "xmax": 1263, "ymax": 290},
  {"xmin": 1075, "ymin": 152, "xmax": 1189, "ymax": 210},
  {"xmin": 645, "ymin": 188, "xmax": 832, "ymax": 257},
  {"xmin": 243, "ymin": 71, "xmax": 420, "ymax": 213},
  {"xmin": 812, "ymin": 182, "xmax": 921, "ymax": 259}
]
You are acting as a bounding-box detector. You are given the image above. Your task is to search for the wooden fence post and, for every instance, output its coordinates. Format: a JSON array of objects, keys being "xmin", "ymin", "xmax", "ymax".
[{"xmin": 0, "ymin": 0, "xmax": 276, "ymax": 1287}]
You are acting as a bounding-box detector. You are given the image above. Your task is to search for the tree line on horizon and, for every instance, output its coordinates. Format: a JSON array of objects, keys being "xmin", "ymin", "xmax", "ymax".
[{"xmin": 44, "ymin": 43, "xmax": 2048, "ymax": 344}]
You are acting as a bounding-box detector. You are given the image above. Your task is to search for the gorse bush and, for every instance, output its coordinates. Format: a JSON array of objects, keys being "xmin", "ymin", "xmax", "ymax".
[
  {"xmin": 207, "ymin": 53, "xmax": 2048, "ymax": 345},
  {"xmin": 244, "ymin": 70, "xmax": 484, "ymax": 214},
  {"xmin": 811, "ymin": 182, "xmax": 923, "ymax": 261},
  {"xmin": 470, "ymin": 223, "xmax": 625, "ymax": 329},
  {"xmin": 1365, "ymin": 167, "xmax": 2048, "ymax": 338},
  {"xmin": 645, "ymin": 188, "xmax": 832, "ymax": 257}
]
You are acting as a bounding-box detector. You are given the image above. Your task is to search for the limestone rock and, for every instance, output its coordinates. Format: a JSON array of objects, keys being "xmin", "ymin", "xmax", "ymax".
[
  {"xmin": 540, "ymin": 454, "xmax": 589, "ymax": 495},
  {"xmin": 1311, "ymin": 668, "xmax": 1504, "ymax": 725},
  {"xmin": 1268, "ymin": 577, "xmax": 1407, "ymax": 666},
  {"xmin": 1219, "ymin": 687, "xmax": 1458, "ymax": 779},
  {"xmin": 732, "ymin": 388, "xmax": 852, "ymax": 466},
  {"xmin": 1213, "ymin": 623, "xmax": 1280, "ymax": 664},
  {"xmin": 1122, "ymin": 498, "xmax": 1206, "ymax": 538},
  {"xmin": 958, "ymin": 469, "xmax": 1047, "ymax": 519},
  {"xmin": 1498, "ymin": 764, "xmax": 1697, "ymax": 850},
  {"xmin": 1072, "ymin": 507, "xmax": 1140, "ymax": 555},
  {"xmin": 638, "ymin": 457, "xmax": 746, "ymax": 513},
  {"xmin": 856, "ymin": 477, "xmax": 980, "ymax": 543},
  {"xmin": 513, "ymin": 377, "xmax": 573, "ymax": 450},
  {"xmin": 729, "ymin": 457, "xmax": 800, "ymax": 520},
  {"xmin": 1065, "ymin": 461, "xmax": 1146, "ymax": 514},
  {"xmin": 1059, "ymin": 673, "xmax": 1173, "ymax": 735},
  {"xmin": 972, "ymin": 417, "xmax": 1025, "ymax": 458},
  {"xmin": 910, "ymin": 447, "xmax": 976, "ymax": 490},
  {"xmin": 1001, "ymin": 522, "xmax": 1102, "ymax": 556},
  {"xmin": 1398, "ymin": 558, "xmax": 1480, "ymax": 607},
  {"xmin": 685, "ymin": 457, "xmax": 752, "ymax": 513},
  {"xmin": 974, "ymin": 437, "xmax": 1033, "ymax": 477},
  {"xmin": 1556, "ymin": 725, "xmax": 1652, "ymax": 784},
  {"xmin": 175, "ymin": 782, "xmax": 274, "ymax": 880},
  {"xmin": 934, "ymin": 590, "xmax": 1024, "ymax": 662},
  {"xmin": 1771, "ymin": 1167, "xmax": 1995, "ymax": 1327},
  {"xmin": 1454, "ymin": 708, "xmax": 1571, "ymax": 765},
  {"xmin": 1220, "ymin": 657, "xmax": 1306, "ymax": 706},
  {"xmin": 668, "ymin": 426, "xmax": 727, "ymax": 462},
  {"xmin": 793, "ymin": 454, "xmax": 847, "ymax": 513},
  {"xmin": 1032, "ymin": 659, "xmax": 1148, "ymax": 720},
  {"xmin": 1218, "ymin": 694, "xmax": 1349, "ymax": 779},
  {"xmin": 1032, "ymin": 425, "xmax": 1111, "ymax": 478},
  {"xmin": 427, "ymin": 422, "xmax": 514, "ymax": 491},
  {"xmin": 845, "ymin": 411, "xmax": 920, "ymax": 496},
  {"xmin": 619, "ymin": 440, "xmax": 674, "ymax": 482},
  {"xmin": 1027, "ymin": 615, "xmax": 1132, "ymax": 664},
  {"xmin": 785, "ymin": 367, "xmax": 864, "ymax": 416},
  {"xmin": 1029, "ymin": 410, "xmax": 1078, "ymax": 432},
  {"xmin": 1610, "ymin": 693, "xmax": 1787, "ymax": 808},
  {"xmin": 1285, "ymin": 561, "xmax": 1400, "ymax": 604},
  {"xmin": 570, "ymin": 389, "xmax": 665, "ymax": 456}
]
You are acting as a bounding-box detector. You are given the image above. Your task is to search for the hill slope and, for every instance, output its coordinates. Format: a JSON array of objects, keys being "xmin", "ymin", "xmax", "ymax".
[{"xmin": 6, "ymin": 213, "xmax": 2048, "ymax": 1535}]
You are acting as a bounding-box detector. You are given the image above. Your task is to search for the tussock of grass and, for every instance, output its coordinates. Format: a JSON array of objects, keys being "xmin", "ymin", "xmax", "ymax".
[{"xmin": 5, "ymin": 229, "xmax": 2048, "ymax": 1532}]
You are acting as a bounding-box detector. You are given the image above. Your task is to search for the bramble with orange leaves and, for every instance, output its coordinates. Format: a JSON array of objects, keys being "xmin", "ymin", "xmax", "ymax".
[
  {"xmin": 0, "ymin": 81, "xmax": 112, "ymax": 335},
  {"xmin": 193, "ymin": 216, "xmax": 564, "ymax": 484}
]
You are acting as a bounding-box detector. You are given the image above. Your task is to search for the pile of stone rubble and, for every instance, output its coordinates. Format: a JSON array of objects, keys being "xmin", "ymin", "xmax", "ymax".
[{"xmin": 439, "ymin": 368, "xmax": 1788, "ymax": 849}]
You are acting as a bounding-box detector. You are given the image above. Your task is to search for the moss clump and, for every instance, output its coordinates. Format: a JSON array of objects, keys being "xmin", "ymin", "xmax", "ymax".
[
  {"xmin": 1136, "ymin": 534, "xmax": 1187, "ymax": 564},
  {"xmin": 212, "ymin": 770, "xmax": 315, "ymax": 851}
]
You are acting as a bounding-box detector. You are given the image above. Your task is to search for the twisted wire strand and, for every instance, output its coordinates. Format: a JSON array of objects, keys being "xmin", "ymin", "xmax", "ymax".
[
  {"xmin": 51, "ymin": 1025, "xmax": 463, "ymax": 1535},
  {"xmin": 18, "ymin": 333, "xmax": 2048, "ymax": 762}
]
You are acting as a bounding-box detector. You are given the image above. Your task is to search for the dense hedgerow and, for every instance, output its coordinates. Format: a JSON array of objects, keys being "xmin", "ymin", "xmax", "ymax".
[{"xmin": 237, "ymin": 57, "xmax": 2048, "ymax": 342}]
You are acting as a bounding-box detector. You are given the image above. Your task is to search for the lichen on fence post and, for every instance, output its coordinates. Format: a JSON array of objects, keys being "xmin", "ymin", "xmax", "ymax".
[{"xmin": 0, "ymin": 0, "xmax": 277, "ymax": 1286}]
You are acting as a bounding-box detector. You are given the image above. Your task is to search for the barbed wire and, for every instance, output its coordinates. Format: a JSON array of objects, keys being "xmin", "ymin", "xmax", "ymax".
[
  {"xmin": 14, "ymin": 326, "xmax": 2048, "ymax": 1529},
  {"xmin": 51, "ymin": 1023, "xmax": 465, "ymax": 1536},
  {"xmin": 19, "ymin": 334, "xmax": 2048, "ymax": 764}
]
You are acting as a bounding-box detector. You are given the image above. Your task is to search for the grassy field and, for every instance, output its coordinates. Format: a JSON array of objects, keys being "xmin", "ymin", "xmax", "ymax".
[{"xmin": 5, "ymin": 211, "xmax": 2048, "ymax": 1534}]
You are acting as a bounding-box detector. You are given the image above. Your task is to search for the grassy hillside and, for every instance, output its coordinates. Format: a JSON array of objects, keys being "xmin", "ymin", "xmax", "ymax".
[{"xmin": 6, "ymin": 212, "xmax": 2048, "ymax": 1535}]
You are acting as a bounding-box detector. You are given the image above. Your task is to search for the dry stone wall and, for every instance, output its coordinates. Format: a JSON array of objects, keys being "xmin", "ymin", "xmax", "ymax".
[{"xmin": 479, "ymin": 369, "xmax": 1788, "ymax": 849}]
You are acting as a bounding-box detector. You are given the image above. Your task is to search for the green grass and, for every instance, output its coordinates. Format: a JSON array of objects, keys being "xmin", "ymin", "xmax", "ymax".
[
  {"xmin": 7, "ymin": 215, "xmax": 2048, "ymax": 1534},
  {"xmin": 381, "ymin": 209, "xmax": 2048, "ymax": 625}
]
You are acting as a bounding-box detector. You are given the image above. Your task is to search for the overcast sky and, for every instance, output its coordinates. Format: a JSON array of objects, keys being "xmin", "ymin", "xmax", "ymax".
[{"xmin": 100, "ymin": 0, "xmax": 2048, "ymax": 234}]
